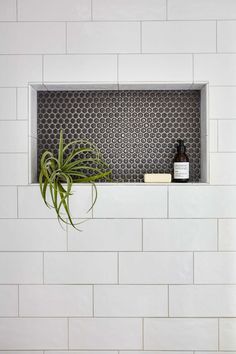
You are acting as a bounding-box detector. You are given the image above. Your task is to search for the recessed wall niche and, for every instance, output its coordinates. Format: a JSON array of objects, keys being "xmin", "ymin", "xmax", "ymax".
[{"xmin": 29, "ymin": 84, "xmax": 208, "ymax": 184}]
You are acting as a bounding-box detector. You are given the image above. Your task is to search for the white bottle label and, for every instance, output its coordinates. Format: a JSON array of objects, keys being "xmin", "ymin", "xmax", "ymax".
[{"xmin": 174, "ymin": 162, "xmax": 189, "ymax": 179}]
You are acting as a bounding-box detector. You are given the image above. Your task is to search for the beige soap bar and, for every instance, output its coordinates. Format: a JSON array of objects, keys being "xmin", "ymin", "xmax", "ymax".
[{"xmin": 144, "ymin": 173, "xmax": 172, "ymax": 183}]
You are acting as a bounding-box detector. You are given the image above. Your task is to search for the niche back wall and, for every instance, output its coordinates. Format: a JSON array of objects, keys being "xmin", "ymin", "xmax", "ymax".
[{"xmin": 0, "ymin": 0, "xmax": 236, "ymax": 353}]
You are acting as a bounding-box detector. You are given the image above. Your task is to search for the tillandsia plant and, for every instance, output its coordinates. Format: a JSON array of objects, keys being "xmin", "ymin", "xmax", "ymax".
[{"xmin": 39, "ymin": 130, "xmax": 112, "ymax": 230}]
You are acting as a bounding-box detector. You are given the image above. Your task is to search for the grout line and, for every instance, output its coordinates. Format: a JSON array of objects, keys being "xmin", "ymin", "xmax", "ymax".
[
  {"xmin": 217, "ymin": 218, "xmax": 220, "ymax": 251},
  {"xmin": 92, "ymin": 285, "xmax": 95, "ymax": 316},
  {"xmin": 2, "ymin": 19, "xmax": 236, "ymax": 22},
  {"xmin": 139, "ymin": 22, "xmax": 143, "ymax": 54},
  {"xmin": 18, "ymin": 284, "xmax": 20, "ymax": 316},
  {"xmin": 65, "ymin": 22, "xmax": 68, "ymax": 54},
  {"xmin": 193, "ymin": 252, "xmax": 195, "ymax": 284},
  {"xmin": 91, "ymin": 0, "xmax": 93, "ymax": 20},
  {"xmin": 216, "ymin": 20, "xmax": 218, "ymax": 53}
]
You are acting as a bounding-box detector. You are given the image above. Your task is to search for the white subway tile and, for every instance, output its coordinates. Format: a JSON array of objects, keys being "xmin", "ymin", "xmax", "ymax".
[
  {"xmin": 219, "ymin": 219, "xmax": 236, "ymax": 251},
  {"xmin": 145, "ymin": 318, "xmax": 218, "ymax": 350},
  {"xmin": 0, "ymin": 154, "xmax": 28, "ymax": 185},
  {"xmin": 46, "ymin": 352, "xmax": 116, "ymax": 354},
  {"xmin": 0, "ymin": 219, "xmax": 66, "ymax": 251},
  {"xmin": 17, "ymin": 88, "xmax": 28, "ymax": 120},
  {"xmin": 44, "ymin": 55, "xmax": 117, "ymax": 83},
  {"xmin": 119, "ymin": 252, "xmax": 193, "ymax": 284},
  {"xmin": 0, "ymin": 352, "xmax": 43, "ymax": 354},
  {"xmin": 195, "ymin": 252, "xmax": 236, "ymax": 284},
  {"xmin": 170, "ymin": 285, "xmax": 236, "ymax": 317},
  {"xmin": 219, "ymin": 120, "xmax": 236, "ymax": 151},
  {"xmin": 18, "ymin": 0, "xmax": 91, "ymax": 21},
  {"xmin": 93, "ymin": 186, "xmax": 167, "ymax": 218},
  {"xmin": 210, "ymin": 153, "xmax": 236, "ymax": 184},
  {"xmin": 119, "ymin": 54, "xmax": 192, "ymax": 82},
  {"xmin": 20, "ymin": 285, "xmax": 92, "ymax": 317},
  {"xmin": 0, "ymin": 318, "xmax": 67, "ymax": 350},
  {"xmin": 68, "ymin": 22, "xmax": 140, "ymax": 54},
  {"xmin": 143, "ymin": 21, "xmax": 216, "ymax": 53},
  {"xmin": 18, "ymin": 185, "xmax": 92, "ymax": 219},
  {"xmin": 70, "ymin": 318, "xmax": 142, "ymax": 349},
  {"xmin": 68, "ymin": 219, "xmax": 142, "ymax": 251},
  {"xmin": 122, "ymin": 352, "xmax": 192, "ymax": 354},
  {"xmin": 0, "ymin": 121, "xmax": 27, "ymax": 152},
  {"xmin": 0, "ymin": 88, "xmax": 16, "ymax": 120},
  {"xmin": 0, "ymin": 253, "xmax": 42, "ymax": 284},
  {"xmin": 194, "ymin": 54, "xmax": 236, "ymax": 85},
  {"xmin": 143, "ymin": 219, "xmax": 217, "ymax": 251},
  {"xmin": 0, "ymin": 55, "xmax": 42, "ymax": 87},
  {"xmin": 210, "ymin": 120, "xmax": 218, "ymax": 152},
  {"xmin": 0, "ymin": 187, "xmax": 17, "ymax": 218},
  {"xmin": 169, "ymin": 186, "xmax": 236, "ymax": 218},
  {"xmin": 0, "ymin": 23, "xmax": 65, "ymax": 54},
  {"xmin": 210, "ymin": 87, "xmax": 236, "ymax": 119},
  {"xmin": 94, "ymin": 285, "xmax": 167, "ymax": 317},
  {"xmin": 0, "ymin": 0, "xmax": 16, "ymax": 21},
  {"xmin": 0, "ymin": 285, "xmax": 18, "ymax": 316},
  {"xmin": 168, "ymin": 0, "xmax": 236, "ymax": 20},
  {"xmin": 44, "ymin": 252, "xmax": 117, "ymax": 284},
  {"xmin": 93, "ymin": 0, "xmax": 166, "ymax": 20},
  {"xmin": 220, "ymin": 319, "xmax": 236, "ymax": 350},
  {"xmin": 218, "ymin": 21, "xmax": 236, "ymax": 52}
]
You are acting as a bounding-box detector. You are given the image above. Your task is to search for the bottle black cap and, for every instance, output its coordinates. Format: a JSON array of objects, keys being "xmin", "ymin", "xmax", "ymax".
[{"xmin": 177, "ymin": 139, "xmax": 186, "ymax": 153}]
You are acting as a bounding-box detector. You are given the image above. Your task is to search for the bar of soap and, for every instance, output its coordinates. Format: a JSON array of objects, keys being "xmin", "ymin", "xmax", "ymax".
[{"xmin": 144, "ymin": 173, "xmax": 172, "ymax": 183}]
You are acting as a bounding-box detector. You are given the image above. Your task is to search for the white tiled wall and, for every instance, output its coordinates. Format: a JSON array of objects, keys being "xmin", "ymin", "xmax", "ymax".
[{"xmin": 0, "ymin": 0, "xmax": 236, "ymax": 352}]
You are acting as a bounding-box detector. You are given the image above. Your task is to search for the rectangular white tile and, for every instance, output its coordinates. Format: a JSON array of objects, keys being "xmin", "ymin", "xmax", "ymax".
[
  {"xmin": 144, "ymin": 318, "xmax": 218, "ymax": 350},
  {"xmin": 18, "ymin": 0, "xmax": 91, "ymax": 21},
  {"xmin": 218, "ymin": 21, "xmax": 236, "ymax": 52},
  {"xmin": 94, "ymin": 285, "xmax": 168, "ymax": 317},
  {"xmin": 0, "ymin": 88, "xmax": 16, "ymax": 120},
  {"xmin": 0, "ymin": 285, "xmax": 18, "ymax": 316},
  {"xmin": 0, "ymin": 352, "xmax": 43, "ymax": 354},
  {"xmin": 0, "ymin": 318, "xmax": 67, "ymax": 350},
  {"xmin": 168, "ymin": 0, "xmax": 236, "ymax": 20},
  {"xmin": 219, "ymin": 219, "xmax": 236, "ymax": 251},
  {"xmin": 93, "ymin": 0, "xmax": 166, "ymax": 20},
  {"xmin": 170, "ymin": 285, "xmax": 236, "ymax": 317},
  {"xmin": 93, "ymin": 186, "xmax": 167, "ymax": 218},
  {"xmin": 143, "ymin": 21, "xmax": 216, "ymax": 53},
  {"xmin": 0, "ymin": 121, "xmax": 27, "ymax": 152},
  {"xmin": 44, "ymin": 55, "xmax": 117, "ymax": 83},
  {"xmin": 20, "ymin": 285, "xmax": 92, "ymax": 317},
  {"xmin": 46, "ymin": 352, "xmax": 116, "ymax": 354},
  {"xmin": 70, "ymin": 318, "xmax": 142, "ymax": 349},
  {"xmin": 195, "ymin": 252, "xmax": 236, "ymax": 284},
  {"xmin": 119, "ymin": 54, "xmax": 192, "ymax": 82},
  {"xmin": 169, "ymin": 186, "xmax": 236, "ymax": 218},
  {"xmin": 44, "ymin": 252, "xmax": 117, "ymax": 284},
  {"xmin": 220, "ymin": 319, "xmax": 236, "ymax": 350},
  {"xmin": 194, "ymin": 54, "xmax": 236, "ymax": 85},
  {"xmin": 210, "ymin": 120, "xmax": 218, "ymax": 152},
  {"xmin": 68, "ymin": 219, "xmax": 142, "ymax": 251},
  {"xmin": 0, "ymin": 219, "xmax": 66, "ymax": 251},
  {"xmin": 0, "ymin": 0, "xmax": 16, "ymax": 21},
  {"xmin": 0, "ymin": 55, "xmax": 42, "ymax": 87},
  {"xmin": 17, "ymin": 88, "xmax": 28, "ymax": 120},
  {"xmin": 0, "ymin": 23, "xmax": 65, "ymax": 54},
  {"xmin": 119, "ymin": 252, "xmax": 193, "ymax": 284},
  {"xmin": 18, "ymin": 185, "xmax": 92, "ymax": 219},
  {"xmin": 210, "ymin": 87, "xmax": 236, "ymax": 119},
  {"xmin": 0, "ymin": 253, "xmax": 42, "ymax": 284},
  {"xmin": 143, "ymin": 219, "xmax": 217, "ymax": 251},
  {"xmin": 219, "ymin": 120, "xmax": 236, "ymax": 151},
  {"xmin": 210, "ymin": 153, "xmax": 236, "ymax": 184},
  {"xmin": 68, "ymin": 22, "xmax": 140, "ymax": 54},
  {"xmin": 0, "ymin": 187, "xmax": 17, "ymax": 218},
  {"xmin": 0, "ymin": 154, "xmax": 28, "ymax": 185}
]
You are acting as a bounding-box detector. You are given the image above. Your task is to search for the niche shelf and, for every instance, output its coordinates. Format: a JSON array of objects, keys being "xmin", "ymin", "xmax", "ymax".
[{"xmin": 29, "ymin": 83, "xmax": 208, "ymax": 184}]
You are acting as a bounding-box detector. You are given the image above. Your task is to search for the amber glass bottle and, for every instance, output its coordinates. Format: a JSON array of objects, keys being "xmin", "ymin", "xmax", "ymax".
[{"xmin": 173, "ymin": 139, "xmax": 189, "ymax": 182}]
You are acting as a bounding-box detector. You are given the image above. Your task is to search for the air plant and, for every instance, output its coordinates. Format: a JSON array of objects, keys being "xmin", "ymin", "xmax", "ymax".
[{"xmin": 39, "ymin": 130, "xmax": 112, "ymax": 230}]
